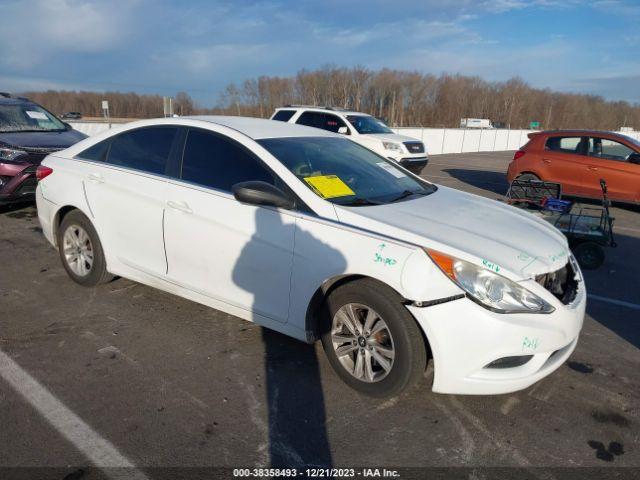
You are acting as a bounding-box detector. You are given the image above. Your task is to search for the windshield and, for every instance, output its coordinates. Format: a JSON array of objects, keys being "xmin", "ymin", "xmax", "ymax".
[
  {"xmin": 258, "ymin": 137, "xmax": 436, "ymax": 206},
  {"xmin": 620, "ymin": 134, "xmax": 640, "ymax": 150},
  {"xmin": 346, "ymin": 115, "xmax": 393, "ymax": 134},
  {"xmin": 0, "ymin": 104, "xmax": 66, "ymax": 133}
]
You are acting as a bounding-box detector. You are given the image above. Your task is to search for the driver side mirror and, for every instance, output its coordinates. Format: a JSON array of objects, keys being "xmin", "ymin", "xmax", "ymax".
[
  {"xmin": 338, "ymin": 126, "xmax": 349, "ymax": 135},
  {"xmin": 628, "ymin": 152, "xmax": 640, "ymax": 165},
  {"xmin": 232, "ymin": 181, "xmax": 295, "ymax": 210}
]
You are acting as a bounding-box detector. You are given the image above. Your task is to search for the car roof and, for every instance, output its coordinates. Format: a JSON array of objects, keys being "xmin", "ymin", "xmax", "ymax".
[
  {"xmin": 274, "ymin": 106, "xmax": 369, "ymax": 116},
  {"xmin": 0, "ymin": 96, "xmax": 32, "ymax": 106},
  {"xmin": 185, "ymin": 115, "xmax": 338, "ymax": 139},
  {"xmin": 537, "ymin": 129, "xmax": 632, "ymax": 139}
]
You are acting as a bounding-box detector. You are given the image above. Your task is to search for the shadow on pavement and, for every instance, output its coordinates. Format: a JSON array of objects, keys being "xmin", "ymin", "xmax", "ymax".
[
  {"xmin": 442, "ymin": 168, "xmax": 508, "ymax": 196},
  {"xmin": 233, "ymin": 208, "xmax": 346, "ymax": 467}
]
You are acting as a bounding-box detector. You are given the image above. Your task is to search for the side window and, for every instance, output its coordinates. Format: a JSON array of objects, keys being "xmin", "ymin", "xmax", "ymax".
[
  {"xmin": 545, "ymin": 136, "xmax": 587, "ymax": 155},
  {"xmin": 181, "ymin": 129, "xmax": 274, "ymax": 192},
  {"xmin": 272, "ymin": 110, "xmax": 296, "ymax": 122},
  {"xmin": 107, "ymin": 127, "xmax": 178, "ymax": 175},
  {"xmin": 321, "ymin": 114, "xmax": 348, "ymax": 133},
  {"xmin": 296, "ymin": 111, "xmax": 324, "ymax": 129},
  {"xmin": 77, "ymin": 139, "xmax": 110, "ymax": 162},
  {"xmin": 589, "ymin": 138, "xmax": 634, "ymax": 161}
]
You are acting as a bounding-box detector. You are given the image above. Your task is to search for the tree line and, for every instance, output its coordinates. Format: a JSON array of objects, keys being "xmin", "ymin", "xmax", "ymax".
[{"xmin": 21, "ymin": 66, "xmax": 639, "ymax": 130}]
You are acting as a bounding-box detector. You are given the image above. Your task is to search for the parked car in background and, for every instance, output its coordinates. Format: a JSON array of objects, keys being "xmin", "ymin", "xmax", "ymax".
[
  {"xmin": 37, "ymin": 116, "xmax": 584, "ymax": 397},
  {"xmin": 271, "ymin": 106, "xmax": 429, "ymax": 174},
  {"xmin": 0, "ymin": 93, "xmax": 86, "ymax": 205},
  {"xmin": 61, "ymin": 111, "xmax": 82, "ymax": 120},
  {"xmin": 507, "ymin": 130, "xmax": 640, "ymax": 204},
  {"xmin": 460, "ymin": 118, "xmax": 493, "ymax": 129}
]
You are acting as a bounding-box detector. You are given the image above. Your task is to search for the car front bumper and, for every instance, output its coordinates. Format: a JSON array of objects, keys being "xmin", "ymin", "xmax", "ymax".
[
  {"xmin": 394, "ymin": 156, "xmax": 429, "ymax": 174},
  {"xmin": 0, "ymin": 164, "xmax": 37, "ymax": 204},
  {"xmin": 408, "ymin": 280, "xmax": 586, "ymax": 395}
]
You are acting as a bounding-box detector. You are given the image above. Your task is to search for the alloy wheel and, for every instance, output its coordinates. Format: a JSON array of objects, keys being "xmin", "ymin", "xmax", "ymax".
[
  {"xmin": 62, "ymin": 224, "xmax": 94, "ymax": 277},
  {"xmin": 331, "ymin": 303, "xmax": 395, "ymax": 383}
]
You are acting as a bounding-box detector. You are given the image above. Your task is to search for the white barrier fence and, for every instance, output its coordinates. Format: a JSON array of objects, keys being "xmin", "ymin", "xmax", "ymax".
[
  {"xmin": 392, "ymin": 127, "xmax": 537, "ymax": 155},
  {"xmin": 68, "ymin": 120, "xmax": 640, "ymax": 156}
]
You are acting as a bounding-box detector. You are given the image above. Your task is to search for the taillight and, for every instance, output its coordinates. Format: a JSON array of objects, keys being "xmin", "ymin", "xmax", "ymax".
[
  {"xmin": 513, "ymin": 150, "xmax": 526, "ymax": 161},
  {"xmin": 36, "ymin": 166, "xmax": 53, "ymax": 181}
]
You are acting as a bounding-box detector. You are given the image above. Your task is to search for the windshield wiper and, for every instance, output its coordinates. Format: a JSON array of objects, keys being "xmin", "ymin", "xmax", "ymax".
[
  {"xmin": 388, "ymin": 189, "xmax": 428, "ymax": 203},
  {"xmin": 0, "ymin": 129, "xmax": 62, "ymax": 133},
  {"xmin": 341, "ymin": 197, "xmax": 383, "ymax": 206}
]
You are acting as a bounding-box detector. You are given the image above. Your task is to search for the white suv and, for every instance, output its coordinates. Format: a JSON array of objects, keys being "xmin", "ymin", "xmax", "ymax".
[
  {"xmin": 36, "ymin": 116, "xmax": 584, "ymax": 398},
  {"xmin": 271, "ymin": 106, "xmax": 428, "ymax": 174}
]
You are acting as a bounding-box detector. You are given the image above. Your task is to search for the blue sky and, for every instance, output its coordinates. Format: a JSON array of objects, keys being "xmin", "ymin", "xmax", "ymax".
[{"xmin": 1, "ymin": 0, "xmax": 639, "ymax": 105}]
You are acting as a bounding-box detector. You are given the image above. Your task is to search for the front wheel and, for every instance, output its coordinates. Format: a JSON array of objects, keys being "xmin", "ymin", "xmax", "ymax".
[{"xmin": 320, "ymin": 279, "xmax": 427, "ymax": 398}]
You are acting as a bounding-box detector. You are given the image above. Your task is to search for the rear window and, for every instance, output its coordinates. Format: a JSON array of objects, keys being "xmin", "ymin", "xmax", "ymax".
[
  {"xmin": 296, "ymin": 111, "xmax": 324, "ymax": 129},
  {"xmin": 78, "ymin": 139, "xmax": 110, "ymax": 162},
  {"xmin": 545, "ymin": 136, "xmax": 586, "ymax": 154},
  {"xmin": 107, "ymin": 127, "xmax": 178, "ymax": 175},
  {"xmin": 272, "ymin": 110, "xmax": 295, "ymax": 122}
]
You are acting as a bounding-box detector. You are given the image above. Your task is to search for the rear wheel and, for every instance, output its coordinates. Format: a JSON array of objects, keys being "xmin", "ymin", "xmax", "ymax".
[
  {"xmin": 320, "ymin": 279, "xmax": 427, "ymax": 398},
  {"xmin": 58, "ymin": 210, "xmax": 113, "ymax": 286},
  {"xmin": 515, "ymin": 173, "xmax": 541, "ymax": 183}
]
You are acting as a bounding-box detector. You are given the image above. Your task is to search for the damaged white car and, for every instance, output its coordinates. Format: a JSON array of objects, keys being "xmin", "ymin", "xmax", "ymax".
[{"xmin": 35, "ymin": 116, "xmax": 585, "ymax": 397}]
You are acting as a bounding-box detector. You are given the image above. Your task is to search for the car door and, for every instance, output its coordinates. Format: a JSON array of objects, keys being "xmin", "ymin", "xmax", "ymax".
[
  {"xmin": 163, "ymin": 127, "xmax": 296, "ymax": 322},
  {"xmin": 582, "ymin": 136, "xmax": 640, "ymax": 202},
  {"xmin": 80, "ymin": 126, "xmax": 180, "ymax": 276},
  {"xmin": 541, "ymin": 135, "xmax": 590, "ymax": 196}
]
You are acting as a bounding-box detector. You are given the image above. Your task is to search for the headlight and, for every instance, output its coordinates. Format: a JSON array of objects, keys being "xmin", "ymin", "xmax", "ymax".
[
  {"xmin": 0, "ymin": 146, "xmax": 28, "ymax": 161},
  {"xmin": 382, "ymin": 141, "xmax": 403, "ymax": 152},
  {"xmin": 427, "ymin": 249, "xmax": 555, "ymax": 314}
]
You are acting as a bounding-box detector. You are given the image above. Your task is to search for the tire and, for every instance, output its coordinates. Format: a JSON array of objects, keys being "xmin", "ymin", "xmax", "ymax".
[
  {"xmin": 515, "ymin": 173, "xmax": 541, "ymax": 183},
  {"xmin": 573, "ymin": 242, "xmax": 605, "ymax": 270},
  {"xmin": 514, "ymin": 173, "xmax": 543, "ymax": 204},
  {"xmin": 57, "ymin": 210, "xmax": 113, "ymax": 286},
  {"xmin": 320, "ymin": 278, "xmax": 427, "ymax": 398}
]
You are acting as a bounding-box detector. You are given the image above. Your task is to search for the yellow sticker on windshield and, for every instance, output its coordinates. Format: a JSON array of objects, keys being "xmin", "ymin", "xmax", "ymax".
[{"xmin": 304, "ymin": 175, "xmax": 355, "ymax": 199}]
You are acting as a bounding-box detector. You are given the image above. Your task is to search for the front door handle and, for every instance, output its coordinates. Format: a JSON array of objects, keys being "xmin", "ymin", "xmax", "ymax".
[
  {"xmin": 166, "ymin": 200, "xmax": 193, "ymax": 214},
  {"xmin": 588, "ymin": 165, "xmax": 599, "ymax": 171},
  {"xmin": 87, "ymin": 173, "xmax": 105, "ymax": 184},
  {"xmin": 542, "ymin": 158, "xmax": 551, "ymax": 164}
]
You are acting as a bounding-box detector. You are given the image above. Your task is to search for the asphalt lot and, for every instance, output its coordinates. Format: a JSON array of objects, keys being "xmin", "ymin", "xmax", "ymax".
[{"xmin": 1, "ymin": 150, "xmax": 639, "ymax": 478}]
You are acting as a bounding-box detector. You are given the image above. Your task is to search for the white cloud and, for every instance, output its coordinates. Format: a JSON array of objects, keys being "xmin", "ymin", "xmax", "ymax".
[{"xmin": 0, "ymin": 0, "xmax": 139, "ymax": 67}]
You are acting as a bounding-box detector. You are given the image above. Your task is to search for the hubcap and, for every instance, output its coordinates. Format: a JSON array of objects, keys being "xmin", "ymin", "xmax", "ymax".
[
  {"xmin": 331, "ymin": 303, "xmax": 395, "ymax": 383},
  {"xmin": 62, "ymin": 224, "xmax": 94, "ymax": 277}
]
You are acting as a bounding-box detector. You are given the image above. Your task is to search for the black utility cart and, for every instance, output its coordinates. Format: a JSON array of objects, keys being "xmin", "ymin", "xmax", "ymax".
[{"xmin": 506, "ymin": 178, "xmax": 616, "ymax": 270}]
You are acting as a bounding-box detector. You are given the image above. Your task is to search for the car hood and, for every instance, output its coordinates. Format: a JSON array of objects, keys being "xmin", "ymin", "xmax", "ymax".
[
  {"xmin": 334, "ymin": 185, "xmax": 570, "ymax": 280},
  {"xmin": 0, "ymin": 128, "xmax": 86, "ymax": 149}
]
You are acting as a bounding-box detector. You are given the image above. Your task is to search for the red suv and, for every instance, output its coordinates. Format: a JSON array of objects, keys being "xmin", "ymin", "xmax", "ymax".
[
  {"xmin": 0, "ymin": 93, "xmax": 86, "ymax": 205},
  {"xmin": 507, "ymin": 130, "xmax": 640, "ymax": 204}
]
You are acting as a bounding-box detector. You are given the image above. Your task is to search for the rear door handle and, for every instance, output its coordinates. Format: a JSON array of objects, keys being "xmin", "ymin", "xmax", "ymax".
[
  {"xmin": 166, "ymin": 200, "xmax": 193, "ymax": 214},
  {"xmin": 542, "ymin": 158, "xmax": 551, "ymax": 164},
  {"xmin": 87, "ymin": 173, "xmax": 105, "ymax": 184},
  {"xmin": 588, "ymin": 165, "xmax": 598, "ymax": 171}
]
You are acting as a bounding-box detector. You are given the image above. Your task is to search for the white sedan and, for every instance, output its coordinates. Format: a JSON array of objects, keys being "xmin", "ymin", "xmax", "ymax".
[{"xmin": 35, "ymin": 116, "xmax": 585, "ymax": 397}]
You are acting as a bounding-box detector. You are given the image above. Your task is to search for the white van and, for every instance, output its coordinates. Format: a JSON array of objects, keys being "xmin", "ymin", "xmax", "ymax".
[
  {"xmin": 36, "ymin": 116, "xmax": 585, "ymax": 398},
  {"xmin": 271, "ymin": 106, "xmax": 429, "ymax": 174}
]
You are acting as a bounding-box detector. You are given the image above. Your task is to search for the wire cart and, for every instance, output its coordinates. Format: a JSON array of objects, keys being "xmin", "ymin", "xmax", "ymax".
[{"xmin": 506, "ymin": 178, "xmax": 616, "ymax": 270}]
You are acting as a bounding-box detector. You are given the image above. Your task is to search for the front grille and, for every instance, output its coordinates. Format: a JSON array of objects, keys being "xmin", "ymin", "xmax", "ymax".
[
  {"xmin": 536, "ymin": 260, "xmax": 578, "ymax": 305},
  {"xmin": 403, "ymin": 141, "xmax": 425, "ymax": 154}
]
